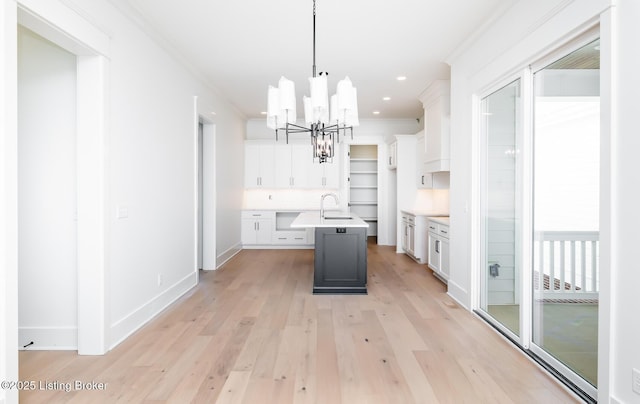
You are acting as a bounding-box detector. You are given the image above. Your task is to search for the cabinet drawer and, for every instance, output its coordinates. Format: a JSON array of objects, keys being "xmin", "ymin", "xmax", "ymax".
[
  {"xmin": 241, "ymin": 210, "xmax": 275, "ymax": 219},
  {"xmin": 273, "ymin": 231, "xmax": 308, "ymax": 245},
  {"xmin": 438, "ymin": 226, "xmax": 449, "ymax": 238}
]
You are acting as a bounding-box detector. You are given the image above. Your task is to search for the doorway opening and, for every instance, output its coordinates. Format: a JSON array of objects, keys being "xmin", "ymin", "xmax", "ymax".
[
  {"xmin": 198, "ymin": 117, "xmax": 216, "ymax": 271},
  {"xmin": 17, "ymin": 25, "xmax": 78, "ymax": 350},
  {"xmin": 348, "ymin": 144, "xmax": 379, "ymax": 242}
]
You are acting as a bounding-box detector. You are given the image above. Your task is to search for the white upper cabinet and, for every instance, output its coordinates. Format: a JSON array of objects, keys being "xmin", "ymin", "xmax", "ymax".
[
  {"xmin": 246, "ymin": 141, "xmax": 339, "ymax": 189},
  {"xmin": 415, "ymin": 132, "xmax": 432, "ymax": 189},
  {"xmin": 309, "ymin": 142, "xmax": 340, "ymax": 188},
  {"xmin": 245, "ymin": 143, "xmax": 275, "ymax": 188},
  {"xmin": 419, "ymin": 80, "xmax": 450, "ymax": 173},
  {"xmin": 275, "ymin": 144, "xmax": 310, "ymax": 188},
  {"xmin": 388, "ymin": 141, "xmax": 397, "ymax": 169}
]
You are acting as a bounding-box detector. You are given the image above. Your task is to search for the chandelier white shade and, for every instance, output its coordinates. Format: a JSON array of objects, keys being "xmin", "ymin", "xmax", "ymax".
[
  {"xmin": 266, "ymin": 0, "xmax": 359, "ymax": 163},
  {"xmin": 267, "ymin": 75, "xmax": 357, "ymax": 128}
]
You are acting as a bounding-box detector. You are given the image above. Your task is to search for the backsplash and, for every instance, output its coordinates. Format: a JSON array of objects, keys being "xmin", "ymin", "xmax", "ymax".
[{"xmin": 414, "ymin": 189, "xmax": 450, "ymax": 215}]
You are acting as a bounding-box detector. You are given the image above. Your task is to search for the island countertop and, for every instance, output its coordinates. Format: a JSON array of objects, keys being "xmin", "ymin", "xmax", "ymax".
[{"xmin": 291, "ymin": 211, "xmax": 369, "ymax": 228}]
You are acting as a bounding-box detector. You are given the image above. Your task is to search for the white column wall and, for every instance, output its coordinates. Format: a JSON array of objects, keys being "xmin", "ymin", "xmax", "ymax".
[
  {"xmin": 1, "ymin": 1, "xmax": 20, "ymax": 402},
  {"xmin": 610, "ymin": 1, "xmax": 640, "ymax": 403}
]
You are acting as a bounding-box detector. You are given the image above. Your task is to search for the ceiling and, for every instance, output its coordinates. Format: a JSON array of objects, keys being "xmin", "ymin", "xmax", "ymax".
[{"xmin": 114, "ymin": 0, "xmax": 515, "ymax": 120}]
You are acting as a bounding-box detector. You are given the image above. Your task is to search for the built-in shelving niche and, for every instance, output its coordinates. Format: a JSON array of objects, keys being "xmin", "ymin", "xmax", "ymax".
[{"xmin": 349, "ymin": 145, "xmax": 378, "ymax": 237}]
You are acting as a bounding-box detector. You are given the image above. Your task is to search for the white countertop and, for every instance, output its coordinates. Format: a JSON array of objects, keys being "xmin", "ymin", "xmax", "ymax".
[
  {"xmin": 401, "ymin": 209, "xmax": 449, "ymax": 217},
  {"xmin": 428, "ymin": 216, "xmax": 450, "ymax": 226},
  {"xmin": 291, "ymin": 211, "xmax": 369, "ymax": 228}
]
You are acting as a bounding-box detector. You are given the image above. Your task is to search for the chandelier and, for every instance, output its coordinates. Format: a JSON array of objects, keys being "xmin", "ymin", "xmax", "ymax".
[{"xmin": 266, "ymin": 0, "xmax": 359, "ymax": 163}]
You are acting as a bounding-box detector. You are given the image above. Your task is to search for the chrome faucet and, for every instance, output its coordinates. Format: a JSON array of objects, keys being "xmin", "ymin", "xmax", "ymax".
[{"xmin": 320, "ymin": 193, "xmax": 339, "ymax": 218}]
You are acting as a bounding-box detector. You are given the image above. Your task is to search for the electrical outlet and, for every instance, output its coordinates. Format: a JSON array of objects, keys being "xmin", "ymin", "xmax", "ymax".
[
  {"xmin": 157, "ymin": 274, "xmax": 163, "ymax": 286},
  {"xmin": 633, "ymin": 368, "xmax": 640, "ymax": 395}
]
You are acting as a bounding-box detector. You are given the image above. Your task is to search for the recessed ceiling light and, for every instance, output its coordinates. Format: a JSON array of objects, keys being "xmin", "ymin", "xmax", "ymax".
[
  {"xmin": 261, "ymin": 111, "xmax": 267, "ymax": 115},
  {"xmin": 397, "ymin": 76, "xmax": 407, "ymax": 81},
  {"xmin": 373, "ymin": 111, "xmax": 381, "ymax": 115},
  {"xmin": 383, "ymin": 97, "xmax": 391, "ymax": 101}
]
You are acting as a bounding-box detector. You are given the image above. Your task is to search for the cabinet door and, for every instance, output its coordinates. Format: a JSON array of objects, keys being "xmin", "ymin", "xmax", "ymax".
[
  {"xmin": 388, "ymin": 142, "xmax": 397, "ymax": 169},
  {"xmin": 258, "ymin": 144, "xmax": 275, "ymax": 187},
  {"xmin": 428, "ymin": 232, "xmax": 440, "ymax": 272},
  {"xmin": 323, "ymin": 158, "xmax": 340, "ymax": 188},
  {"xmin": 245, "ymin": 144, "xmax": 275, "ymax": 188},
  {"xmin": 425, "ymin": 101, "xmax": 442, "ymax": 163},
  {"xmin": 416, "ymin": 135, "xmax": 433, "ymax": 189},
  {"xmin": 274, "ymin": 145, "xmax": 292, "ymax": 188},
  {"xmin": 440, "ymin": 239, "xmax": 449, "ymax": 279},
  {"xmin": 245, "ymin": 144, "xmax": 261, "ymax": 188},
  {"xmin": 290, "ymin": 144, "xmax": 310, "ymax": 187},
  {"xmin": 407, "ymin": 225, "xmax": 415, "ymax": 255},
  {"xmin": 241, "ymin": 218, "xmax": 257, "ymax": 244},
  {"xmin": 413, "ymin": 217, "xmax": 428, "ymax": 262},
  {"xmin": 309, "ymin": 154, "xmax": 339, "ymax": 188},
  {"xmin": 255, "ymin": 218, "xmax": 273, "ymax": 244}
]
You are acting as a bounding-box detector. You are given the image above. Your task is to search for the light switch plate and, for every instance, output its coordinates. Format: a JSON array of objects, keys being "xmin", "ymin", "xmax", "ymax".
[
  {"xmin": 116, "ymin": 205, "xmax": 129, "ymax": 219},
  {"xmin": 633, "ymin": 368, "xmax": 640, "ymax": 394}
]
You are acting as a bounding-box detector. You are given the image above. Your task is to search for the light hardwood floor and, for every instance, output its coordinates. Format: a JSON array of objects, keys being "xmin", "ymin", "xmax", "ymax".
[{"xmin": 19, "ymin": 243, "xmax": 579, "ymax": 403}]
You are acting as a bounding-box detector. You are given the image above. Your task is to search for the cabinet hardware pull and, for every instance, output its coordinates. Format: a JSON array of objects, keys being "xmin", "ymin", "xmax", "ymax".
[{"xmin": 436, "ymin": 240, "xmax": 440, "ymax": 253}]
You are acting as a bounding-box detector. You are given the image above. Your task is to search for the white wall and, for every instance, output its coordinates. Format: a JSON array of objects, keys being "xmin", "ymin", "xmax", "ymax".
[
  {"xmin": 446, "ymin": 0, "xmax": 633, "ymax": 401},
  {"xmin": 60, "ymin": 0, "xmax": 246, "ymax": 346},
  {"xmin": 17, "ymin": 26, "xmax": 78, "ymax": 349}
]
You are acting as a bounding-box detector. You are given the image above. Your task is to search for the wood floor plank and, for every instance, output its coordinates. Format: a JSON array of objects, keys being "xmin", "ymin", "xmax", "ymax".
[{"xmin": 18, "ymin": 244, "xmax": 580, "ymax": 403}]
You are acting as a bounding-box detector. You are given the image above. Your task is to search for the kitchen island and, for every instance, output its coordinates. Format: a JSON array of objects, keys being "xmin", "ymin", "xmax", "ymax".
[{"xmin": 291, "ymin": 211, "xmax": 369, "ymax": 294}]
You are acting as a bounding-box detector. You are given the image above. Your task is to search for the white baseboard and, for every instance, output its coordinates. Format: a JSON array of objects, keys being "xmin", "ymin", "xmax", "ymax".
[
  {"xmin": 18, "ymin": 326, "xmax": 77, "ymax": 350},
  {"xmin": 241, "ymin": 245, "xmax": 314, "ymax": 250},
  {"xmin": 109, "ymin": 271, "xmax": 197, "ymax": 349},
  {"xmin": 216, "ymin": 242, "xmax": 242, "ymax": 269},
  {"xmin": 446, "ymin": 280, "xmax": 470, "ymax": 311}
]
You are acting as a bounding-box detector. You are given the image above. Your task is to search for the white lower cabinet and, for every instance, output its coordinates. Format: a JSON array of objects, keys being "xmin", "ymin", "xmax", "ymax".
[
  {"xmin": 400, "ymin": 211, "xmax": 428, "ymax": 264},
  {"xmin": 273, "ymin": 230, "xmax": 308, "ymax": 245},
  {"xmin": 242, "ymin": 210, "xmax": 314, "ymax": 248},
  {"xmin": 427, "ymin": 219, "xmax": 449, "ymax": 282},
  {"xmin": 241, "ymin": 211, "xmax": 274, "ymax": 245}
]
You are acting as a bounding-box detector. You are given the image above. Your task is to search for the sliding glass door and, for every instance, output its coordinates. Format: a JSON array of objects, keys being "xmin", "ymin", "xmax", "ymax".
[
  {"xmin": 479, "ymin": 35, "xmax": 600, "ymax": 400},
  {"xmin": 531, "ymin": 38, "xmax": 600, "ymax": 391},
  {"xmin": 480, "ymin": 79, "xmax": 522, "ymax": 338}
]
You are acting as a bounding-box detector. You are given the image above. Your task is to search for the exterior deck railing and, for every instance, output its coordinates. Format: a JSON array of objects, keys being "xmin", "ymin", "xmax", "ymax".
[{"xmin": 533, "ymin": 231, "xmax": 599, "ymax": 300}]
